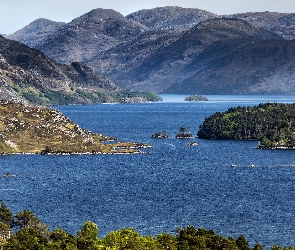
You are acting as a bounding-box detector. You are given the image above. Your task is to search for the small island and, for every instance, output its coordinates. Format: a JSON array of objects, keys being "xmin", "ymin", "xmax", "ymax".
[
  {"xmin": 175, "ymin": 127, "xmax": 195, "ymax": 139},
  {"xmin": 197, "ymin": 102, "xmax": 295, "ymax": 149},
  {"xmin": 151, "ymin": 131, "xmax": 169, "ymax": 138},
  {"xmin": 187, "ymin": 141, "xmax": 198, "ymax": 146},
  {"xmin": 0, "ymin": 100, "xmax": 151, "ymax": 155},
  {"xmin": 184, "ymin": 94, "xmax": 208, "ymax": 102}
]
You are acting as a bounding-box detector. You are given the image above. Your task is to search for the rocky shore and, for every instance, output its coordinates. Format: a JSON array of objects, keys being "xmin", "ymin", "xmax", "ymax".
[{"xmin": 0, "ymin": 100, "xmax": 151, "ymax": 155}]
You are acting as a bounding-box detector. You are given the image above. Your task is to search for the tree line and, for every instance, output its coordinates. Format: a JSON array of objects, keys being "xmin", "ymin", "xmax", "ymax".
[
  {"xmin": 197, "ymin": 103, "xmax": 295, "ymax": 148},
  {"xmin": 0, "ymin": 202, "xmax": 294, "ymax": 249}
]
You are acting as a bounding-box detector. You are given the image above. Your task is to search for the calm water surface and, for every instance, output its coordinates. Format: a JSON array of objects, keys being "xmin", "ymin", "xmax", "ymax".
[{"xmin": 1, "ymin": 95, "xmax": 295, "ymax": 248}]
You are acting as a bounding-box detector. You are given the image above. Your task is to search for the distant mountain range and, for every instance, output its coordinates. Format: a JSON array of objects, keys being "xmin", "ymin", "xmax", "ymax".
[{"xmin": 5, "ymin": 6, "xmax": 295, "ymax": 94}]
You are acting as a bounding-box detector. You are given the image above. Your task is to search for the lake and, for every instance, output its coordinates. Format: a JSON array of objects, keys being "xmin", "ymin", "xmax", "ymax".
[{"xmin": 1, "ymin": 95, "xmax": 295, "ymax": 248}]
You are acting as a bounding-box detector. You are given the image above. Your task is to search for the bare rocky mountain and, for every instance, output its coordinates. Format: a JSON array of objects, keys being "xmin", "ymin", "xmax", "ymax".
[
  {"xmin": 126, "ymin": 6, "xmax": 217, "ymax": 31},
  {"xmin": 6, "ymin": 7, "xmax": 295, "ymax": 95},
  {"xmin": 34, "ymin": 8, "xmax": 149, "ymax": 64},
  {"xmin": 227, "ymin": 12, "xmax": 295, "ymax": 40},
  {"xmin": 87, "ymin": 29, "xmax": 185, "ymax": 78},
  {"xmin": 103, "ymin": 18, "xmax": 283, "ymax": 93},
  {"xmin": 166, "ymin": 39, "xmax": 295, "ymax": 94},
  {"xmin": 6, "ymin": 18, "xmax": 66, "ymax": 47}
]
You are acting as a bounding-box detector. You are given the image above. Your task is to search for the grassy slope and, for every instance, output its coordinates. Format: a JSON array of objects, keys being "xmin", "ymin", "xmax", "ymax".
[{"xmin": 0, "ymin": 100, "xmax": 147, "ymax": 154}]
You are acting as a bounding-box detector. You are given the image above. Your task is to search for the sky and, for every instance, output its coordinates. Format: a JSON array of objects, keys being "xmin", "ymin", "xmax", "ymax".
[{"xmin": 1, "ymin": 0, "xmax": 295, "ymax": 35}]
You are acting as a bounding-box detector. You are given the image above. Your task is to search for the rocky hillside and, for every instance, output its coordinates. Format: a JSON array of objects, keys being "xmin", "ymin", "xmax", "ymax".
[
  {"xmin": 33, "ymin": 8, "xmax": 149, "ymax": 64},
  {"xmin": 0, "ymin": 36, "xmax": 161, "ymax": 105},
  {"xmin": 87, "ymin": 29, "xmax": 185, "ymax": 80},
  {"xmin": 0, "ymin": 100, "xmax": 149, "ymax": 154},
  {"xmin": 227, "ymin": 12, "xmax": 295, "ymax": 40},
  {"xmin": 6, "ymin": 18, "xmax": 65, "ymax": 47},
  {"xmin": 126, "ymin": 6, "xmax": 217, "ymax": 31},
  {"xmin": 107, "ymin": 18, "xmax": 283, "ymax": 93},
  {"xmin": 7, "ymin": 7, "xmax": 295, "ymax": 94},
  {"xmin": 167, "ymin": 39, "xmax": 295, "ymax": 94}
]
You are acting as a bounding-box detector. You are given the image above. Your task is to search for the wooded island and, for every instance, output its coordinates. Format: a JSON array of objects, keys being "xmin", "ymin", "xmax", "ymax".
[{"xmin": 197, "ymin": 103, "xmax": 295, "ymax": 149}]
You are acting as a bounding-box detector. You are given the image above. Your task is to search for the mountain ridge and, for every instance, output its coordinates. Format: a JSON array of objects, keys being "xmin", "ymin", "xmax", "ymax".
[{"xmin": 5, "ymin": 6, "xmax": 295, "ymax": 95}]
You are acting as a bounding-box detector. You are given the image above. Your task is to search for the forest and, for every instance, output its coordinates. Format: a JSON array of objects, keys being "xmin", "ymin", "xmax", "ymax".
[
  {"xmin": 0, "ymin": 202, "xmax": 294, "ymax": 250},
  {"xmin": 197, "ymin": 103, "xmax": 295, "ymax": 148}
]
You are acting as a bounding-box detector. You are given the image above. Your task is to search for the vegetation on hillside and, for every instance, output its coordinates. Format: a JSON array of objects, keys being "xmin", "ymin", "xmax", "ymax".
[
  {"xmin": 0, "ymin": 100, "xmax": 149, "ymax": 154},
  {"xmin": 197, "ymin": 103, "xmax": 295, "ymax": 149},
  {"xmin": 0, "ymin": 201, "xmax": 293, "ymax": 250}
]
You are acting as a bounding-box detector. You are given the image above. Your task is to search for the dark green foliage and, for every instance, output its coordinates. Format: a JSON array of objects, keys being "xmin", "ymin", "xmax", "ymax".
[
  {"xmin": 22, "ymin": 91, "xmax": 43, "ymax": 104},
  {"xmin": 44, "ymin": 91, "xmax": 76, "ymax": 105},
  {"xmin": 176, "ymin": 225, "xmax": 239, "ymax": 250},
  {"xmin": 156, "ymin": 233, "xmax": 177, "ymax": 250},
  {"xmin": 77, "ymin": 221, "xmax": 99, "ymax": 250},
  {"xmin": 14, "ymin": 210, "xmax": 41, "ymax": 229},
  {"xmin": 118, "ymin": 91, "xmax": 163, "ymax": 103},
  {"xmin": 197, "ymin": 103, "xmax": 295, "ymax": 148},
  {"xmin": 270, "ymin": 246, "xmax": 295, "ymax": 250},
  {"xmin": 184, "ymin": 94, "xmax": 208, "ymax": 102},
  {"xmin": 236, "ymin": 235, "xmax": 250, "ymax": 250},
  {"xmin": 75, "ymin": 89, "xmax": 108, "ymax": 103},
  {"xmin": 0, "ymin": 222, "xmax": 13, "ymax": 242},
  {"xmin": 0, "ymin": 202, "xmax": 13, "ymax": 226},
  {"xmin": 0, "ymin": 203, "xmax": 294, "ymax": 250},
  {"xmin": 253, "ymin": 243, "xmax": 264, "ymax": 250},
  {"xmin": 15, "ymin": 227, "xmax": 48, "ymax": 249}
]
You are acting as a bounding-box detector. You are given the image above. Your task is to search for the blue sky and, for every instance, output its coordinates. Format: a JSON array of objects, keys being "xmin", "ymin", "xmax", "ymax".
[{"xmin": 1, "ymin": 0, "xmax": 295, "ymax": 35}]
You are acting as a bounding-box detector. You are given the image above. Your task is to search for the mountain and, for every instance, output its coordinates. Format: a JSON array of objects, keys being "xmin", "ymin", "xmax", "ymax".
[
  {"xmin": 103, "ymin": 18, "xmax": 282, "ymax": 93},
  {"xmin": 33, "ymin": 8, "xmax": 149, "ymax": 64},
  {"xmin": 0, "ymin": 36, "xmax": 160, "ymax": 105},
  {"xmin": 7, "ymin": 7, "xmax": 295, "ymax": 95},
  {"xmin": 227, "ymin": 12, "xmax": 295, "ymax": 40},
  {"xmin": 126, "ymin": 6, "xmax": 217, "ymax": 31},
  {"xmin": 87, "ymin": 29, "xmax": 185, "ymax": 79},
  {"xmin": 167, "ymin": 39, "xmax": 295, "ymax": 94},
  {"xmin": 6, "ymin": 18, "xmax": 66, "ymax": 47}
]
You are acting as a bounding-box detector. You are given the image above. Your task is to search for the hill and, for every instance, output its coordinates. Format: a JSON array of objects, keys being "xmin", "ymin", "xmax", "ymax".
[
  {"xmin": 126, "ymin": 6, "xmax": 217, "ymax": 31},
  {"xmin": 0, "ymin": 36, "xmax": 161, "ymax": 105},
  {"xmin": 197, "ymin": 102, "xmax": 295, "ymax": 149},
  {"xmin": 0, "ymin": 100, "xmax": 149, "ymax": 154},
  {"xmin": 6, "ymin": 18, "xmax": 65, "ymax": 47},
  {"xmin": 166, "ymin": 39, "xmax": 295, "ymax": 94},
  {"xmin": 33, "ymin": 8, "xmax": 149, "ymax": 64},
  {"xmin": 107, "ymin": 18, "xmax": 281, "ymax": 93},
  {"xmin": 227, "ymin": 12, "xmax": 295, "ymax": 40}
]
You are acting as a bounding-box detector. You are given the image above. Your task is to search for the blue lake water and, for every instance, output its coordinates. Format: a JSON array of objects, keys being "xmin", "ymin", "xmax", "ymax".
[{"xmin": 1, "ymin": 95, "xmax": 295, "ymax": 248}]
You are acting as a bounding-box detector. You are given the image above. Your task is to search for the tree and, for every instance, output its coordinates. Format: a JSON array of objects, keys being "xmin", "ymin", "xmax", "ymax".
[
  {"xmin": 49, "ymin": 228, "xmax": 77, "ymax": 250},
  {"xmin": 0, "ymin": 202, "xmax": 13, "ymax": 226},
  {"xmin": 253, "ymin": 243, "xmax": 264, "ymax": 250},
  {"xmin": 102, "ymin": 228, "xmax": 159, "ymax": 250},
  {"xmin": 236, "ymin": 235, "xmax": 250, "ymax": 250},
  {"xmin": 0, "ymin": 221, "xmax": 13, "ymax": 248},
  {"xmin": 156, "ymin": 233, "xmax": 177, "ymax": 250},
  {"xmin": 77, "ymin": 220, "xmax": 100, "ymax": 250},
  {"xmin": 15, "ymin": 227, "xmax": 48, "ymax": 250},
  {"xmin": 14, "ymin": 210, "xmax": 40, "ymax": 229}
]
